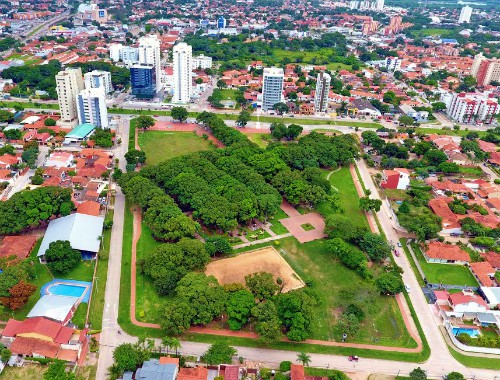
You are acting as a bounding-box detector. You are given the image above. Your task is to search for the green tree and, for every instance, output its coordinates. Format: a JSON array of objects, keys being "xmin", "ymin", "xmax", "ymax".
[
  {"xmin": 286, "ymin": 124, "xmax": 303, "ymax": 140},
  {"xmin": 297, "ymin": 352, "xmax": 311, "ymax": 366},
  {"xmin": 171, "ymin": 106, "xmax": 188, "ymax": 122},
  {"xmin": 216, "ymin": 79, "xmax": 227, "ymax": 89},
  {"xmin": 398, "ymin": 115, "xmax": 415, "ymax": 126},
  {"xmin": 112, "ymin": 343, "xmax": 147, "ymax": 375},
  {"xmin": 236, "ymin": 109, "xmax": 251, "ymax": 127},
  {"xmin": 270, "ymin": 122, "xmax": 287, "ymax": 140},
  {"xmin": 202, "ymin": 342, "xmax": 237, "ymax": 365},
  {"xmin": 431, "ymin": 102, "xmax": 446, "ymax": 112},
  {"xmin": 44, "ymin": 118, "xmax": 57, "ymax": 126},
  {"xmin": 424, "ymin": 149, "xmax": 448, "ymax": 166},
  {"xmin": 273, "ymin": 102, "xmax": 289, "ymax": 115},
  {"xmin": 160, "ymin": 300, "xmax": 195, "ymax": 335},
  {"xmin": 45, "ymin": 240, "xmax": 81, "ymax": 274},
  {"xmin": 445, "ymin": 372, "xmax": 464, "ymax": 380},
  {"xmin": 205, "ymin": 236, "xmax": 233, "ymax": 257},
  {"xmin": 438, "ymin": 162, "xmax": 459, "ymax": 173},
  {"xmin": 359, "ymin": 232, "xmax": 391, "ymax": 262},
  {"xmin": 324, "ymin": 214, "xmax": 366, "ymax": 242},
  {"xmin": 359, "ymin": 197, "xmax": 382, "ymax": 212},
  {"xmin": 4, "ymin": 129, "xmax": 22, "ymax": 140},
  {"xmin": 409, "ymin": 367, "xmax": 427, "ymax": 380},
  {"xmin": 125, "ymin": 149, "xmax": 146, "ymax": 166},
  {"xmin": 0, "ymin": 110, "xmax": 14, "ymax": 123},
  {"xmin": 136, "ymin": 115, "xmax": 155, "ymax": 131},
  {"xmin": 252, "ymin": 301, "xmax": 283, "ymax": 344},
  {"xmin": 44, "ymin": 361, "xmax": 76, "ymax": 380},
  {"xmin": 245, "ymin": 272, "xmax": 279, "ymax": 301},
  {"xmin": 226, "ymin": 289, "xmax": 256, "ymax": 330},
  {"xmin": 375, "ymin": 272, "xmax": 404, "ymax": 295}
]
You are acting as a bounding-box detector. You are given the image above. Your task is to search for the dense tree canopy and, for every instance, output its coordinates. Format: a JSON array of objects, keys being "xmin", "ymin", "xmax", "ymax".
[{"xmin": 45, "ymin": 240, "xmax": 82, "ymax": 274}]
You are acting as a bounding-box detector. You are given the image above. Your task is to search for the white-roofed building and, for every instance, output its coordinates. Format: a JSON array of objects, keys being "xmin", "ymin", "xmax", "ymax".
[
  {"xmin": 20, "ymin": 116, "xmax": 41, "ymax": 125},
  {"xmin": 27, "ymin": 295, "xmax": 79, "ymax": 324},
  {"xmin": 38, "ymin": 213, "xmax": 104, "ymax": 262}
]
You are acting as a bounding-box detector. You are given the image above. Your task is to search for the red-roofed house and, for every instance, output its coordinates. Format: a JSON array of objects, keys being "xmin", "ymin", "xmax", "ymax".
[
  {"xmin": 477, "ymin": 140, "xmax": 497, "ymax": 153},
  {"xmin": 428, "ymin": 197, "xmax": 461, "ymax": 234},
  {"xmin": 469, "ymin": 262, "xmax": 497, "ymax": 287},
  {"xmin": 448, "ymin": 291, "xmax": 489, "ymax": 316},
  {"xmin": 423, "ymin": 242, "xmax": 470, "ymax": 264},
  {"xmin": 291, "ymin": 364, "xmax": 305, "ymax": 380},
  {"xmin": 381, "ymin": 168, "xmax": 410, "ymax": 190},
  {"xmin": 0, "ymin": 154, "xmax": 20, "ymax": 169},
  {"xmin": 178, "ymin": 367, "xmax": 208, "ymax": 380},
  {"xmin": 481, "ymin": 252, "xmax": 500, "ymax": 270},
  {"xmin": 77, "ymin": 201, "xmax": 101, "ymax": 216},
  {"xmin": 220, "ymin": 365, "xmax": 239, "ymax": 380},
  {"xmin": 1, "ymin": 317, "xmax": 85, "ymax": 363}
]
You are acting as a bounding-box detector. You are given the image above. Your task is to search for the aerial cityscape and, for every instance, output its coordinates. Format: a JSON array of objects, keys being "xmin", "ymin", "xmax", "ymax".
[{"xmin": 0, "ymin": 0, "xmax": 499, "ymax": 379}]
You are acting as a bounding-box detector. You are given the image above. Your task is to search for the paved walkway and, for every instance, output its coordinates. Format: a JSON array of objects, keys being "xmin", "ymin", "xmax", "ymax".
[
  {"xmin": 232, "ymin": 233, "xmax": 292, "ymax": 249},
  {"xmin": 280, "ymin": 200, "xmax": 301, "ymax": 217}
]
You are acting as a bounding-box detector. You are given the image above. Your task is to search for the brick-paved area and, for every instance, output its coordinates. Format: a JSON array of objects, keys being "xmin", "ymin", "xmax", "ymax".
[{"xmin": 280, "ymin": 212, "xmax": 327, "ymax": 243}]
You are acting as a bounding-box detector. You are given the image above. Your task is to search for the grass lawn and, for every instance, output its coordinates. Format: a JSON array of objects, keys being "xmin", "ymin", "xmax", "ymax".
[
  {"xmin": 269, "ymin": 207, "xmax": 289, "ymax": 235},
  {"xmin": 400, "ymin": 239, "xmax": 425, "ymax": 287},
  {"xmin": 138, "ymin": 131, "xmax": 212, "ymax": 166},
  {"xmin": 0, "ymin": 101, "xmax": 59, "ymax": 110},
  {"xmin": 72, "ymin": 303, "xmax": 87, "ymax": 329},
  {"xmin": 58, "ymin": 259, "xmax": 95, "ymax": 282},
  {"xmin": 458, "ymin": 166, "xmax": 484, "ymax": 177},
  {"xmin": 416, "ymin": 127, "xmax": 487, "ymax": 139},
  {"xmin": 88, "ymin": 210, "xmax": 113, "ymax": 330},
  {"xmin": 135, "ymin": 222, "xmax": 165, "ymax": 323},
  {"xmin": 410, "ymin": 28, "xmax": 453, "ymax": 38},
  {"xmin": 246, "ymin": 133, "xmax": 270, "ymax": 148},
  {"xmin": 0, "ymin": 363, "xmax": 48, "ymax": 379},
  {"xmin": 301, "ymin": 223, "xmax": 315, "ymax": 231},
  {"xmin": 270, "ymin": 48, "xmax": 353, "ymax": 72},
  {"xmin": 316, "ymin": 167, "xmax": 369, "ymax": 229},
  {"xmin": 218, "ymin": 89, "xmax": 239, "ymax": 100},
  {"xmin": 410, "ymin": 243, "xmax": 479, "ymax": 286},
  {"xmin": 279, "ymin": 237, "xmax": 415, "ymax": 347}
]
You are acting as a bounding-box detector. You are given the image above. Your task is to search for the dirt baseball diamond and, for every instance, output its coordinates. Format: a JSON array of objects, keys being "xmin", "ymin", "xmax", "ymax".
[{"xmin": 205, "ymin": 246, "xmax": 305, "ymax": 293}]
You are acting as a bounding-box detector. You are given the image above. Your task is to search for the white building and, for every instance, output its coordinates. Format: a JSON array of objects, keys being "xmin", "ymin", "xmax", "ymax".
[
  {"xmin": 122, "ymin": 47, "xmax": 139, "ymax": 65},
  {"xmin": 459, "ymin": 6, "xmax": 472, "ymax": 24},
  {"xmin": 385, "ymin": 57, "xmax": 402, "ymax": 72},
  {"xmin": 192, "ymin": 54, "xmax": 213, "ymax": 70},
  {"xmin": 84, "ymin": 70, "xmax": 113, "ymax": 95},
  {"xmin": 138, "ymin": 35, "xmax": 161, "ymax": 91},
  {"xmin": 173, "ymin": 42, "xmax": 193, "ymax": 104},
  {"xmin": 109, "ymin": 43, "xmax": 122, "ymax": 62},
  {"xmin": 445, "ymin": 92, "xmax": 499, "ymax": 124},
  {"xmin": 350, "ymin": 0, "xmax": 384, "ymax": 11},
  {"xmin": 314, "ymin": 72, "xmax": 331, "ymax": 113},
  {"xmin": 56, "ymin": 67, "xmax": 84, "ymax": 123},
  {"xmin": 76, "ymin": 88, "xmax": 109, "ymax": 129},
  {"xmin": 262, "ymin": 67, "xmax": 284, "ymax": 112}
]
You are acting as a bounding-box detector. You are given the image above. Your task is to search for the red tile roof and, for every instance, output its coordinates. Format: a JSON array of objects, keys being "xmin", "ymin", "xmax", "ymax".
[
  {"xmin": 481, "ymin": 252, "xmax": 500, "ymax": 269},
  {"xmin": 159, "ymin": 356, "xmax": 179, "ymax": 366},
  {"xmin": 428, "ymin": 197, "xmax": 457, "ymax": 229},
  {"xmin": 291, "ymin": 364, "xmax": 305, "ymax": 380},
  {"xmin": 222, "ymin": 366, "xmax": 239, "ymax": 380},
  {"xmin": 449, "ymin": 292, "xmax": 488, "ymax": 308},
  {"xmin": 2, "ymin": 317, "xmax": 73, "ymax": 343},
  {"xmin": 0, "ymin": 235, "xmax": 38, "ymax": 260},
  {"xmin": 178, "ymin": 367, "xmax": 208, "ymax": 380},
  {"xmin": 76, "ymin": 201, "xmax": 100, "ymax": 217},
  {"xmin": 425, "ymin": 242, "xmax": 470, "ymax": 262},
  {"xmin": 9, "ymin": 336, "xmax": 59, "ymax": 358},
  {"xmin": 470, "ymin": 261, "xmax": 496, "ymax": 287}
]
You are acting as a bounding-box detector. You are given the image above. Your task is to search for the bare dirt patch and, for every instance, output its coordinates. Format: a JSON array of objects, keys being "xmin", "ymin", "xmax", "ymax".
[{"xmin": 205, "ymin": 246, "xmax": 305, "ymax": 293}]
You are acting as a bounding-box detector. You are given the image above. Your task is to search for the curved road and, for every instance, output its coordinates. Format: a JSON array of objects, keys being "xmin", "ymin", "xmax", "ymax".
[{"xmin": 95, "ymin": 118, "xmax": 499, "ymax": 380}]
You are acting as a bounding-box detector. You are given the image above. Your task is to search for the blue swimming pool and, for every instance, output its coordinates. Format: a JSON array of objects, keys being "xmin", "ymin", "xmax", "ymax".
[
  {"xmin": 50, "ymin": 284, "xmax": 86, "ymax": 298},
  {"xmin": 452, "ymin": 327, "xmax": 480, "ymax": 338},
  {"xmin": 40, "ymin": 279, "xmax": 92, "ymax": 303}
]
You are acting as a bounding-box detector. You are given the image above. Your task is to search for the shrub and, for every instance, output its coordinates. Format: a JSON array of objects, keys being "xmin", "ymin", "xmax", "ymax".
[{"xmin": 280, "ymin": 361, "xmax": 292, "ymax": 372}]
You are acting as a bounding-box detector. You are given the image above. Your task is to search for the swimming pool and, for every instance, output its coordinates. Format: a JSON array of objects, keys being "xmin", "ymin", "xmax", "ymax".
[
  {"xmin": 50, "ymin": 284, "xmax": 86, "ymax": 298},
  {"xmin": 41, "ymin": 279, "xmax": 92, "ymax": 303},
  {"xmin": 452, "ymin": 327, "xmax": 480, "ymax": 338}
]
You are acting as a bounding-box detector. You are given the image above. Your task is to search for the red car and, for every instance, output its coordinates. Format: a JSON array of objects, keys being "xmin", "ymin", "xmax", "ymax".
[
  {"xmin": 348, "ymin": 356, "xmax": 359, "ymax": 362},
  {"xmin": 394, "ymin": 250, "xmax": 400, "ymax": 257}
]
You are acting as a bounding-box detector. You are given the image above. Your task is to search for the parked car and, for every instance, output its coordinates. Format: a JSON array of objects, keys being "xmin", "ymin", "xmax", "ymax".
[
  {"xmin": 348, "ymin": 356, "xmax": 359, "ymax": 362},
  {"xmin": 394, "ymin": 250, "xmax": 400, "ymax": 257},
  {"xmin": 397, "ymin": 242, "xmax": 402, "ymax": 247},
  {"xmin": 405, "ymin": 284, "xmax": 411, "ymax": 292}
]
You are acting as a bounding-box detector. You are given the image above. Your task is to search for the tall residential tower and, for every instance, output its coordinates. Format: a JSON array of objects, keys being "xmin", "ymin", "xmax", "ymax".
[
  {"xmin": 77, "ymin": 88, "xmax": 109, "ymax": 129},
  {"xmin": 173, "ymin": 42, "xmax": 193, "ymax": 103},
  {"xmin": 314, "ymin": 72, "xmax": 331, "ymax": 113},
  {"xmin": 262, "ymin": 67, "xmax": 284, "ymax": 112},
  {"xmin": 56, "ymin": 67, "xmax": 84, "ymax": 123},
  {"xmin": 138, "ymin": 35, "xmax": 161, "ymax": 91}
]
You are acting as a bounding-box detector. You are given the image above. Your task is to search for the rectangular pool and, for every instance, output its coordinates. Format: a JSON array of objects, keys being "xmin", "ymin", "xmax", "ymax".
[
  {"xmin": 452, "ymin": 327, "xmax": 480, "ymax": 338},
  {"xmin": 50, "ymin": 284, "xmax": 86, "ymax": 298}
]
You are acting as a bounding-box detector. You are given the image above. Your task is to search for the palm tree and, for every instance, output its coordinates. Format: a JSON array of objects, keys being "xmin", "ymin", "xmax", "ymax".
[
  {"xmin": 162, "ymin": 337, "xmax": 172, "ymax": 355},
  {"xmin": 147, "ymin": 339, "xmax": 155, "ymax": 353},
  {"xmin": 137, "ymin": 335, "xmax": 146, "ymax": 349},
  {"xmin": 170, "ymin": 337, "xmax": 181, "ymax": 355},
  {"xmin": 297, "ymin": 352, "xmax": 311, "ymax": 366}
]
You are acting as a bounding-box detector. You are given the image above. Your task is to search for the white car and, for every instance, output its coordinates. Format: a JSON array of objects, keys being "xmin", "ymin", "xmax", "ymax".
[
  {"xmin": 405, "ymin": 284, "xmax": 411, "ymax": 292},
  {"xmin": 397, "ymin": 242, "xmax": 402, "ymax": 247}
]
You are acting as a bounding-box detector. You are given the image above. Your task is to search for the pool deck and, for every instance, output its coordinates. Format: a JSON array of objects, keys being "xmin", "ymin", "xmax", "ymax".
[{"xmin": 41, "ymin": 279, "xmax": 93, "ymax": 303}]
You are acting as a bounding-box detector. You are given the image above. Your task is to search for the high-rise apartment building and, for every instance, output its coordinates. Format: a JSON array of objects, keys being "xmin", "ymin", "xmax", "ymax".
[
  {"xmin": 84, "ymin": 70, "xmax": 113, "ymax": 95},
  {"xmin": 445, "ymin": 92, "xmax": 499, "ymax": 124},
  {"xmin": 77, "ymin": 88, "xmax": 109, "ymax": 129},
  {"xmin": 314, "ymin": 72, "xmax": 331, "ymax": 113},
  {"xmin": 350, "ymin": 0, "xmax": 384, "ymax": 11},
  {"xmin": 56, "ymin": 67, "xmax": 84, "ymax": 123},
  {"xmin": 458, "ymin": 6, "xmax": 472, "ymax": 23},
  {"xmin": 471, "ymin": 53, "xmax": 500, "ymax": 86},
  {"xmin": 173, "ymin": 42, "xmax": 193, "ymax": 103},
  {"xmin": 262, "ymin": 67, "xmax": 284, "ymax": 112},
  {"xmin": 138, "ymin": 35, "xmax": 161, "ymax": 91},
  {"xmin": 130, "ymin": 64, "xmax": 156, "ymax": 99}
]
